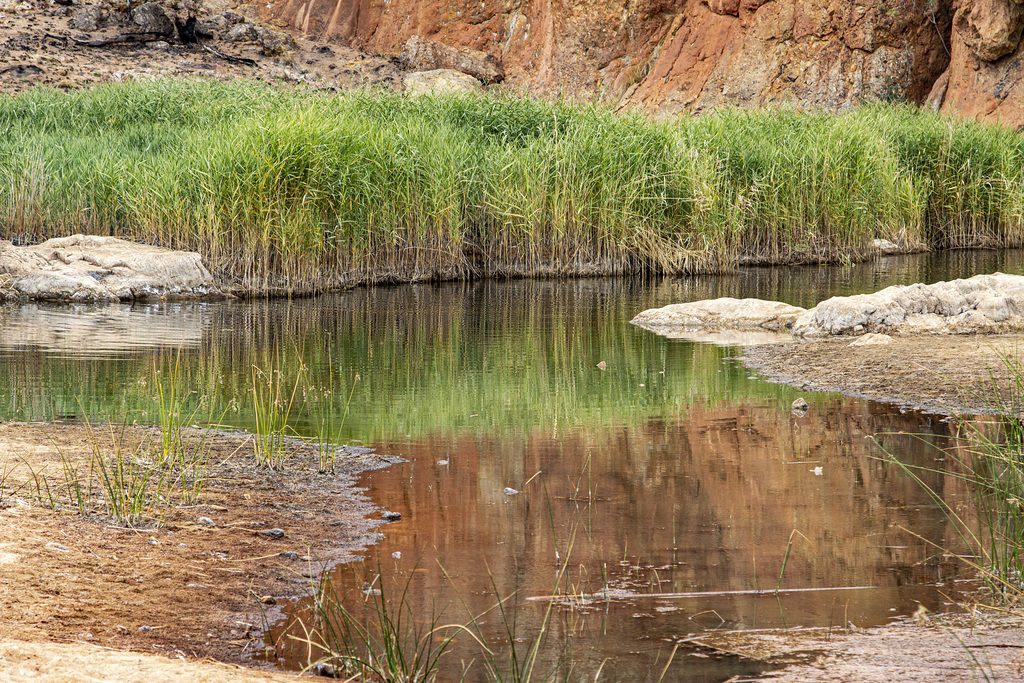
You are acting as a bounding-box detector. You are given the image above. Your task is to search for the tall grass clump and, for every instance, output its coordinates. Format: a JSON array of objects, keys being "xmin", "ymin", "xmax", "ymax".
[
  {"xmin": 280, "ymin": 565, "xmax": 461, "ymax": 682},
  {"xmin": 886, "ymin": 352, "xmax": 1024, "ymax": 602},
  {"xmin": 4, "ymin": 81, "xmax": 1024, "ymax": 292}
]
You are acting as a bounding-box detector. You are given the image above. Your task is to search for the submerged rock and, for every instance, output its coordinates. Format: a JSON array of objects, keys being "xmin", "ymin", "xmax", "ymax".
[
  {"xmin": 0, "ymin": 235, "xmax": 222, "ymax": 302},
  {"xmin": 633, "ymin": 273, "xmax": 1024, "ymax": 339}
]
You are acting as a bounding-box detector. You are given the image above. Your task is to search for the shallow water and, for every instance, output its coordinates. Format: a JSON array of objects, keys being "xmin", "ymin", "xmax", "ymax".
[{"xmin": 0, "ymin": 250, "xmax": 1020, "ymax": 680}]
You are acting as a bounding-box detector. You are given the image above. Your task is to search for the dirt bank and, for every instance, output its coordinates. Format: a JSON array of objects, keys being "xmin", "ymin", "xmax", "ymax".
[
  {"xmin": 0, "ymin": 421, "xmax": 398, "ymax": 677},
  {"xmin": 743, "ymin": 333, "xmax": 1024, "ymax": 416},
  {"xmin": 707, "ymin": 613, "xmax": 1024, "ymax": 682}
]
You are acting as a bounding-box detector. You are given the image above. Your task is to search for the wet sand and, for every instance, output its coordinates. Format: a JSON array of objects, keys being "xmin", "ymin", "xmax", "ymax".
[{"xmin": 743, "ymin": 333, "xmax": 1024, "ymax": 416}]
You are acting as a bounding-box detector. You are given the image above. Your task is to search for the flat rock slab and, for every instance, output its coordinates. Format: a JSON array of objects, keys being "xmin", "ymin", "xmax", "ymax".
[
  {"xmin": 0, "ymin": 235, "xmax": 221, "ymax": 302},
  {"xmin": 633, "ymin": 273, "xmax": 1024, "ymax": 339},
  {"xmin": 631, "ymin": 298, "xmax": 807, "ymax": 333}
]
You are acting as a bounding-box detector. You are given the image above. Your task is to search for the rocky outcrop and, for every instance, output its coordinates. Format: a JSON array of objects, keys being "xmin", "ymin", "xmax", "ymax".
[
  {"xmin": 0, "ymin": 235, "xmax": 222, "ymax": 302},
  {"xmin": 399, "ymin": 35, "xmax": 503, "ymax": 84},
  {"xmin": 631, "ymin": 297, "xmax": 806, "ymax": 333},
  {"xmin": 253, "ymin": 0, "xmax": 1024, "ymax": 125},
  {"xmin": 632, "ymin": 273, "xmax": 1024, "ymax": 339},
  {"xmin": 264, "ymin": 0, "xmax": 955, "ymax": 114}
]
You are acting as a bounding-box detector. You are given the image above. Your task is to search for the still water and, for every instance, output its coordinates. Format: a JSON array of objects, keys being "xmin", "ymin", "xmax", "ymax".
[{"xmin": 1, "ymin": 249, "xmax": 1021, "ymax": 680}]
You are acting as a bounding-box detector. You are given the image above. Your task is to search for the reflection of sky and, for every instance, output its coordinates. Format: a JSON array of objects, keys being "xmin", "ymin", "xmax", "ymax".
[{"xmin": 0, "ymin": 302, "xmax": 209, "ymax": 356}]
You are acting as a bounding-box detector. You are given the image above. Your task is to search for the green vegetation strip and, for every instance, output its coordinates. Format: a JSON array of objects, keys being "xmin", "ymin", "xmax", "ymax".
[{"xmin": 3, "ymin": 80, "xmax": 1023, "ymax": 292}]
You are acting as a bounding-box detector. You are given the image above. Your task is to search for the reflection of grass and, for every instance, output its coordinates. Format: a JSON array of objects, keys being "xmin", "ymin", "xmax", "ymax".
[{"xmin": 0, "ymin": 290, "xmax": 810, "ymax": 442}]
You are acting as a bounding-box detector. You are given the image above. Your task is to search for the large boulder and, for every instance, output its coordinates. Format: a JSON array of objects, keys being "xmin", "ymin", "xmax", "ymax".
[
  {"xmin": 399, "ymin": 35, "xmax": 504, "ymax": 84},
  {"xmin": 404, "ymin": 69, "xmax": 483, "ymax": 96},
  {"xmin": 0, "ymin": 235, "xmax": 222, "ymax": 302},
  {"xmin": 131, "ymin": 2, "xmax": 174, "ymax": 34}
]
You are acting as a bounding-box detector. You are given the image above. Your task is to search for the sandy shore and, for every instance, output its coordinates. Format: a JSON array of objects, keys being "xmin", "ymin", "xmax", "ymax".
[{"xmin": 743, "ymin": 333, "xmax": 1024, "ymax": 416}]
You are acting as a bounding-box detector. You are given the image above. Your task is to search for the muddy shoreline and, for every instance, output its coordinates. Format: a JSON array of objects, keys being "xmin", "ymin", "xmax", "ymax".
[
  {"xmin": 0, "ymin": 422, "xmax": 399, "ymax": 678},
  {"xmin": 742, "ymin": 333, "xmax": 1024, "ymax": 417}
]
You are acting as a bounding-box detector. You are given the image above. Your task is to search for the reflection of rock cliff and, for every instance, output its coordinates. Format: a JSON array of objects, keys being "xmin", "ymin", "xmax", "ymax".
[{"xmin": 261, "ymin": 0, "xmax": 1024, "ymax": 123}]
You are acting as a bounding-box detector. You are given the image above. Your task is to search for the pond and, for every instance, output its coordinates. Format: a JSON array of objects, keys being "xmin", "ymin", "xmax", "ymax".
[{"xmin": 2, "ymin": 249, "xmax": 1022, "ymax": 680}]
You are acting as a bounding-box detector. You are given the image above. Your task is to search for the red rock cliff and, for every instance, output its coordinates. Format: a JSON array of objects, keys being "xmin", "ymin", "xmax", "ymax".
[{"xmin": 259, "ymin": 0, "xmax": 1024, "ymax": 124}]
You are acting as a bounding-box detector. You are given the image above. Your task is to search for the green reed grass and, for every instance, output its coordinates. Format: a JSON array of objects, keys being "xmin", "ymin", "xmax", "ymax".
[
  {"xmin": 284, "ymin": 564, "xmax": 462, "ymax": 682},
  {"xmin": 883, "ymin": 351, "xmax": 1024, "ymax": 602},
  {"xmin": 82, "ymin": 416, "xmax": 173, "ymax": 527},
  {"xmin": 153, "ymin": 350, "xmax": 225, "ymax": 504},
  {"xmin": 251, "ymin": 356, "xmax": 302, "ymax": 469},
  {"xmin": 4, "ymin": 81, "xmax": 1024, "ymax": 292}
]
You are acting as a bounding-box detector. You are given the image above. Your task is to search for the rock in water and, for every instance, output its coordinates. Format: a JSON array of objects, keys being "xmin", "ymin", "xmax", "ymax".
[
  {"xmin": 792, "ymin": 273, "xmax": 1024, "ymax": 336},
  {"xmin": 631, "ymin": 298, "xmax": 807, "ymax": 333},
  {"xmin": 0, "ymin": 235, "xmax": 221, "ymax": 302},
  {"xmin": 633, "ymin": 274, "xmax": 1024, "ymax": 339},
  {"xmin": 791, "ymin": 398, "xmax": 809, "ymax": 416}
]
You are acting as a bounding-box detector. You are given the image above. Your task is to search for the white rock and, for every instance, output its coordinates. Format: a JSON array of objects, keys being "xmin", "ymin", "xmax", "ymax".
[
  {"xmin": 0, "ymin": 235, "xmax": 221, "ymax": 302},
  {"xmin": 847, "ymin": 332, "xmax": 894, "ymax": 347},
  {"xmin": 631, "ymin": 298, "xmax": 807, "ymax": 333}
]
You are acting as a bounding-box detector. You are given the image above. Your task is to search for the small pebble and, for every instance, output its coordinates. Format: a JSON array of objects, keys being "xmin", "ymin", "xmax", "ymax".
[
  {"xmin": 280, "ymin": 551, "xmax": 300, "ymax": 560},
  {"xmin": 197, "ymin": 517, "xmax": 216, "ymax": 527},
  {"xmin": 503, "ymin": 487, "xmax": 518, "ymax": 496},
  {"xmin": 381, "ymin": 511, "xmax": 402, "ymax": 521},
  {"xmin": 259, "ymin": 528, "xmax": 285, "ymax": 540}
]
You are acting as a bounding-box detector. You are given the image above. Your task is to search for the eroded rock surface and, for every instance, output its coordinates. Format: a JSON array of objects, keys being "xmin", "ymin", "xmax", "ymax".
[
  {"xmin": 632, "ymin": 273, "xmax": 1024, "ymax": 338},
  {"xmin": 0, "ymin": 235, "xmax": 221, "ymax": 302}
]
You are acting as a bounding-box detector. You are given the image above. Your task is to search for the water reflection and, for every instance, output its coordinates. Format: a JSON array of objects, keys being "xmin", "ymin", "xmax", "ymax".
[
  {"xmin": 0, "ymin": 249, "xmax": 1009, "ymax": 680},
  {"xmin": 271, "ymin": 396, "xmax": 969, "ymax": 681}
]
